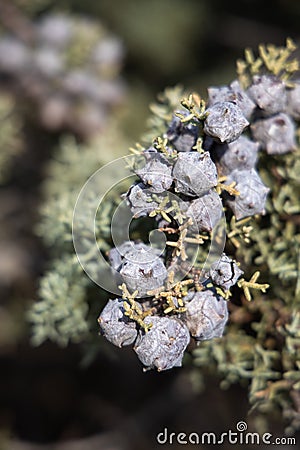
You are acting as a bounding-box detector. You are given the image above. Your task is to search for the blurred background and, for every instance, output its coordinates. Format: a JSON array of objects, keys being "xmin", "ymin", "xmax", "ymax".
[{"xmin": 0, "ymin": 0, "xmax": 300, "ymax": 449}]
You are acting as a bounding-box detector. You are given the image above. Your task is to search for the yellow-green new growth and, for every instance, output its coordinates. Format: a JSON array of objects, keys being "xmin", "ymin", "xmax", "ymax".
[
  {"xmin": 153, "ymin": 136, "xmax": 177, "ymax": 158},
  {"xmin": 216, "ymin": 175, "xmax": 240, "ymax": 197},
  {"xmin": 148, "ymin": 272, "xmax": 193, "ymax": 315},
  {"xmin": 148, "ymin": 194, "xmax": 172, "ymax": 222},
  {"xmin": 238, "ymin": 271, "xmax": 270, "ymax": 301},
  {"xmin": 178, "ymin": 93, "xmax": 207, "ymax": 122},
  {"xmin": 228, "ymin": 216, "xmax": 253, "ymax": 248},
  {"xmin": 119, "ymin": 283, "xmax": 153, "ymax": 332},
  {"xmin": 237, "ymin": 38, "xmax": 299, "ymax": 88}
]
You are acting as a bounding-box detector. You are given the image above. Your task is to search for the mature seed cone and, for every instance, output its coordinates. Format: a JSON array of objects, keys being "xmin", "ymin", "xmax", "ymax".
[
  {"xmin": 135, "ymin": 150, "xmax": 173, "ymax": 193},
  {"xmin": 98, "ymin": 299, "xmax": 138, "ymax": 347},
  {"xmin": 180, "ymin": 189, "xmax": 223, "ymax": 233},
  {"xmin": 226, "ymin": 168, "xmax": 270, "ymax": 220},
  {"xmin": 211, "ymin": 135, "xmax": 259, "ymax": 175},
  {"xmin": 182, "ymin": 289, "xmax": 228, "ymax": 341},
  {"xmin": 119, "ymin": 246, "xmax": 167, "ymax": 297},
  {"xmin": 247, "ymin": 74, "xmax": 287, "ymax": 115},
  {"xmin": 251, "ymin": 113, "xmax": 296, "ymax": 155},
  {"xmin": 173, "ymin": 151, "xmax": 218, "ymax": 197},
  {"xmin": 209, "ymin": 253, "xmax": 243, "ymax": 291},
  {"xmin": 204, "ymin": 101, "xmax": 249, "ymax": 143},
  {"xmin": 207, "ymin": 80, "xmax": 256, "ymax": 120},
  {"xmin": 134, "ymin": 316, "xmax": 190, "ymax": 371},
  {"xmin": 166, "ymin": 110, "xmax": 199, "ymax": 152}
]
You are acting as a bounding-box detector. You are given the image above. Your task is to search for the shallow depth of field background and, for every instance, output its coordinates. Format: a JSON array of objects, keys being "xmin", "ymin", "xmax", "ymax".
[{"xmin": 0, "ymin": 1, "xmax": 300, "ymax": 449}]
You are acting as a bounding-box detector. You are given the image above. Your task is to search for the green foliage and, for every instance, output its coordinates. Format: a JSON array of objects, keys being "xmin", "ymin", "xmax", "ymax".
[
  {"xmin": 29, "ymin": 120, "xmax": 131, "ymax": 346},
  {"xmin": 237, "ymin": 38, "xmax": 299, "ymax": 88},
  {"xmin": 239, "ymin": 149, "xmax": 300, "ymax": 300},
  {"xmin": 29, "ymin": 37, "xmax": 300, "ymax": 433},
  {"xmin": 123, "ymin": 41, "xmax": 300, "ymax": 433},
  {"xmin": 143, "ymin": 85, "xmax": 187, "ymax": 143},
  {"xmin": 28, "ymin": 255, "xmax": 90, "ymax": 346},
  {"xmin": 189, "ymin": 48, "xmax": 300, "ymax": 433},
  {"xmin": 0, "ymin": 95, "xmax": 22, "ymax": 183}
]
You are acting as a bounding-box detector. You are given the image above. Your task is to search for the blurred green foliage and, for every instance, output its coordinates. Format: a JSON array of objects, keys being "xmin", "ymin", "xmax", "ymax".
[
  {"xmin": 0, "ymin": 95, "xmax": 22, "ymax": 183},
  {"xmin": 1, "ymin": 0, "xmax": 300, "ymax": 444},
  {"xmin": 28, "ymin": 122, "xmax": 131, "ymax": 346}
]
